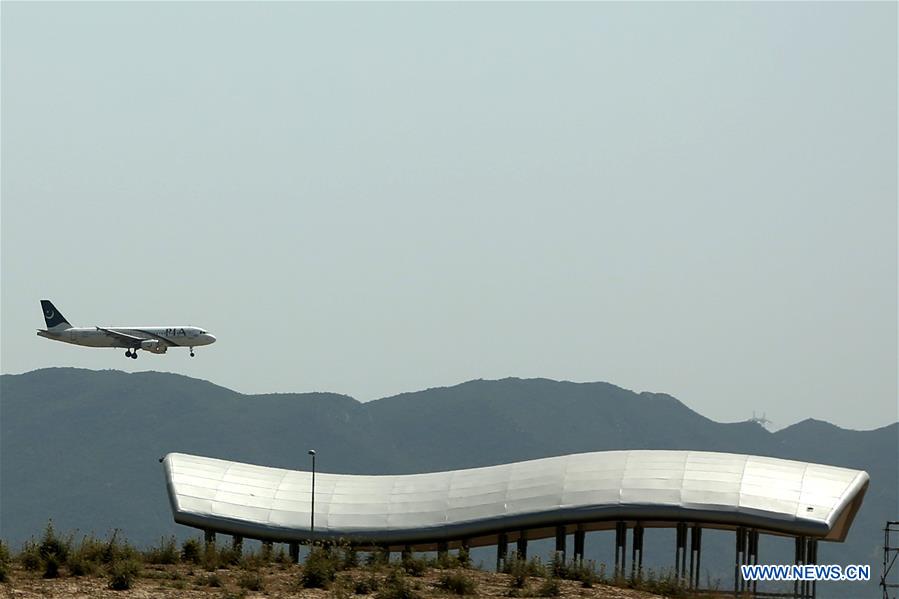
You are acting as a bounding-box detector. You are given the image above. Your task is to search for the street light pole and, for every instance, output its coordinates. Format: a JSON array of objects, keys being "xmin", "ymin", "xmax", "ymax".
[{"xmin": 308, "ymin": 449, "xmax": 316, "ymax": 546}]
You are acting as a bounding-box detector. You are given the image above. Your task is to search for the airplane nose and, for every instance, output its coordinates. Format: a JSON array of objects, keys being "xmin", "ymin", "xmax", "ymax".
[{"xmin": 206, "ymin": 334, "xmax": 217, "ymax": 344}]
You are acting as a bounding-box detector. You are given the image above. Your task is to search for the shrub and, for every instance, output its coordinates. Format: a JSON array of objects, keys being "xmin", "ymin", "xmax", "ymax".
[
  {"xmin": 42, "ymin": 553, "xmax": 61, "ymax": 578},
  {"xmin": 504, "ymin": 556, "xmax": 545, "ymax": 577},
  {"xmin": 18, "ymin": 522, "xmax": 73, "ymax": 577},
  {"xmin": 141, "ymin": 569, "xmax": 179, "ymax": 581},
  {"xmin": 95, "ymin": 530, "xmax": 139, "ymax": 564},
  {"xmin": 354, "ymin": 573, "xmax": 381, "ymax": 594},
  {"xmin": 144, "ymin": 536, "xmax": 179, "ymax": 564},
  {"xmin": 435, "ymin": 550, "xmax": 472, "ymax": 570},
  {"xmin": 456, "ymin": 547, "xmax": 471, "ymax": 569},
  {"xmin": 536, "ymin": 577, "xmax": 561, "ymax": 597},
  {"xmin": 107, "ymin": 558, "xmax": 141, "ymax": 590},
  {"xmin": 549, "ymin": 554, "xmax": 565, "ymax": 578},
  {"xmin": 201, "ymin": 572, "xmax": 222, "ymax": 587},
  {"xmin": 340, "ymin": 545, "xmax": 359, "ymax": 569},
  {"xmin": 239, "ymin": 549, "xmax": 268, "ymax": 571},
  {"xmin": 68, "ymin": 537, "xmax": 103, "ymax": 576},
  {"xmin": 504, "ymin": 556, "xmax": 545, "ymax": 589},
  {"xmin": 38, "ymin": 521, "xmax": 71, "ymax": 566},
  {"xmin": 218, "ymin": 545, "xmax": 242, "ymax": 566},
  {"xmin": 238, "ymin": 570, "xmax": 265, "ymax": 591},
  {"xmin": 331, "ymin": 575, "xmax": 356, "ymax": 599},
  {"xmin": 20, "ymin": 541, "xmax": 43, "ymax": 572},
  {"xmin": 374, "ymin": 568, "xmax": 420, "ymax": 599},
  {"xmin": 181, "ymin": 538, "xmax": 202, "ymax": 564},
  {"xmin": 198, "ymin": 542, "xmax": 241, "ymax": 571},
  {"xmin": 629, "ymin": 568, "xmax": 688, "ymax": 596},
  {"xmin": 549, "ymin": 556, "xmax": 597, "ymax": 586},
  {"xmin": 400, "ymin": 554, "xmax": 428, "ymax": 577},
  {"xmin": 437, "ymin": 570, "xmax": 478, "ymax": 595},
  {"xmin": 201, "ymin": 545, "xmax": 219, "ymax": 572},
  {"xmin": 274, "ymin": 546, "xmax": 293, "ymax": 566},
  {"xmin": 0, "ymin": 541, "xmax": 10, "ymax": 582},
  {"xmin": 300, "ymin": 546, "xmax": 339, "ymax": 588},
  {"xmin": 434, "ymin": 552, "xmax": 454, "ymax": 569},
  {"xmin": 366, "ymin": 548, "xmax": 390, "ymax": 566},
  {"xmin": 259, "ymin": 542, "xmax": 273, "ymax": 561},
  {"xmin": 74, "ymin": 534, "xmax": 107, "ymax": 564}
]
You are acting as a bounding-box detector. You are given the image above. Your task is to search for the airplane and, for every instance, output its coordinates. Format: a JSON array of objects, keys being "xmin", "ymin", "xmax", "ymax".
[{"xmin": 36, "ymin": 300, "xmax": 216, "ymax": 359}]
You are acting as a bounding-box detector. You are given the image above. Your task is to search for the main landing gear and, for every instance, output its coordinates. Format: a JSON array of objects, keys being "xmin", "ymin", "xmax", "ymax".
[{"xmin": 125, "ymin": 349, "xmax": 138, "ymax": 359}]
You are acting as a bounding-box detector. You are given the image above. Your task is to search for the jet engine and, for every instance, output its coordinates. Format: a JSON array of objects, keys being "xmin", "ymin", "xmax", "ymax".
[{"xmin": 140, "ymin": 339, "xmax": 168, "ymax": 354}]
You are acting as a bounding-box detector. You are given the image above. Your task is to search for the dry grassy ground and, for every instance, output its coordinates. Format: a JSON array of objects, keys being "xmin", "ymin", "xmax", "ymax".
[{"xmin": 0, "ymin": 562, "xmax": 714, "ymax": 599}]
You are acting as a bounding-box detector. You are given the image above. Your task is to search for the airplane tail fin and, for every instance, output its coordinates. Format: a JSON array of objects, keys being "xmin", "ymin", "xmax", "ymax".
[{"xmin": 40, "ymin": 300, "xmax": 72, "ymax": 330}]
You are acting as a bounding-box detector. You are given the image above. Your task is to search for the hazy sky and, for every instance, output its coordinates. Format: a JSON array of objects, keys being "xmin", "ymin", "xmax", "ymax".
[{"xmin": 2, "ymin": 2, "xmax": 895, "ymax": 431}]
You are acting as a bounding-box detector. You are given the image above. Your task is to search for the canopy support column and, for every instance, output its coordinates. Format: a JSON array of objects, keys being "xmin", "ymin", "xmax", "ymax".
[
  {"xmin": 689, "ymin": 524, "xmax": 702, "ymax": 589},
  {"xmin": 675, "ymin": 522, "xmax": 687, "ymax": 582},
  {"xmin": 809, "ymin": 538, "xmax": 818, "ymax": 599},
  {"xmin": 614, "ymin": 521, "xmax": 627, "ymax": 580},
  {"xmin": 517, "ymin": 531, "xmax": 528, "ymax": 560},
  {"xmin": 496, "ymin": 532, "xmax": 508, "ymax": 572},
  {"xmin": 793, "ymin": 535, "xmax": 804, "ymax": 599},
  {"xmin": 734, "ymin": 526, "xmax": 747, "ymax": 595},
  {"xmin": 631, "ymin": 523, "xmax": 644, "ymax": 580},
  {"xmin": 573, "ymin": 526, "xmax": 585, "ymax": 564},
  {"xmin": 749, "ymin": 529, "xmax": 759, "ymax": 596},
  {"xmin": 555, "ymin": 526, "xmax": 566, "ymax": 563},
  {"xmin": 204, "ymin": 530, "xmax": 216, "ymax": 550}
]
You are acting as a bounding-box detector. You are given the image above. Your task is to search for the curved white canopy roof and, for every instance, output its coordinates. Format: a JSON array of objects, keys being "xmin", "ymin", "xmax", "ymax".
[{"xmin": 163, "ymin": 450, "xmax": 868, "ymax": 547}]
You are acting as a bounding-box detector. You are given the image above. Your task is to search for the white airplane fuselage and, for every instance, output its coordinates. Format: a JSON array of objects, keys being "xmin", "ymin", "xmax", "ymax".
[
  {"xmin": 38, "ymin": 326, "xmax": 216, "ymax": 351},
  {"xmin": 36, "ymin": 300, "xmax": 216, "ymax": 358}
]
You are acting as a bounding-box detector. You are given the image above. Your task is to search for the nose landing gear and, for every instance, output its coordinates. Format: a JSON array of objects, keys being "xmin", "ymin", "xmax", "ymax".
[{"xmin": 189, "ymin": 348, "xmax": 195, "ymax": 357}]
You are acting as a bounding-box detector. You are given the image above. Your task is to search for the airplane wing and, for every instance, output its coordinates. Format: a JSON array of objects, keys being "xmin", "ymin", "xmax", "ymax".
[{"xmin": 96, "ymin": 327, "xmax": 145, "ymax": 348}]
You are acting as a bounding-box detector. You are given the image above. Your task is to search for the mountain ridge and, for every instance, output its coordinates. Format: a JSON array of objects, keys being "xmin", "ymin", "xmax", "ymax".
[{"xmin": 8, "ymin": 367, "xmax": 889, "ymax": 433}]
